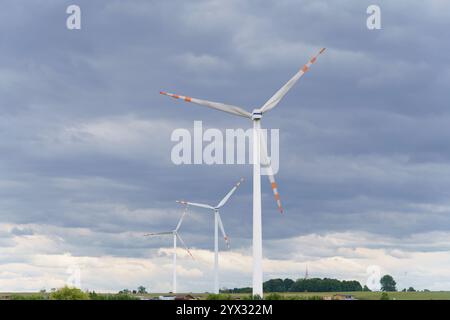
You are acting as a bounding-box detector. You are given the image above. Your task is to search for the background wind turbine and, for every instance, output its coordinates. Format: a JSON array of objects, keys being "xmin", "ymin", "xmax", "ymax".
[
  {"xmin": 161, "ymin": 48, "xmax": 326, "ymax": 297},
  {"xmin": 145, "ymin": 207, "xmax": 193, "ymax": 294},
  {"xmin": 177, "ymin": 177, "xmax": 244, "ymax": 294}
]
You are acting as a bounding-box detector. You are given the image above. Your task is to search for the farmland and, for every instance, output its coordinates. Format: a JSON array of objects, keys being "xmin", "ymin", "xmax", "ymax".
[
  {"xmin": 2, "ymin": 291, "xmax": 450, "ymax": 300},
  {"xmin": 170, "ymin": 291, "xmax": 450, "ymax": 300}
]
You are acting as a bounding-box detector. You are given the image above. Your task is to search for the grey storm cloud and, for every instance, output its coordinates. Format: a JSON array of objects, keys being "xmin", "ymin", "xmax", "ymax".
[{"xmin": 1, "ymin": 0, "xmax": 450, "ymax": 291}]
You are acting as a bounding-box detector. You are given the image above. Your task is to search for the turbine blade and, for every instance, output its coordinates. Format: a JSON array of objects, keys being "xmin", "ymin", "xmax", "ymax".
[
  {"xmin": 215, "ymin": 178, "xmax": 244, "ymax": 209},
  {"xmin": 260, "ymin": 131, "xmax": 283, "ymax": 214},
  {"xmin": 175, "ymin": 207, "xmax": 188, "ymax": 232},
  {"xmin": 160, "ymin": 91, "xmax": 252, "ymax": 118},
  {"xmin": 217, "ymin": 213, "xmax": 230, "ymax": 249},
  {"xmin": 260, "ymin": 48, "xmax": 326, "ymax": 114},
  {"xmin": 176, "ymin": 200, "xmax": 214, "ymax": 210},
  {"xmin": 264, "ymin": 165, "xmax": 283, "ymax": 214},
  {"xmin": 144, "ymin": 231, "xmax": 173, "ymax": 236},
  {"xmin": 176, "ymin": 232, "xmax": 194, "ymax": 259}
]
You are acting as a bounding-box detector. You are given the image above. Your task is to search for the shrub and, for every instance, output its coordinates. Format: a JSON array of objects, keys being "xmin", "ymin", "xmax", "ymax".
[
  {"xmin": 241, "ymin": 294, "xmax": 263, "ymax": 300},
  {"xmin": 380, "ymin": 292, "xmax": 390, "ymax": 300},
  {"xmin": 111, "ymin": 293, "xmax": 139, "ymax": 300},
  {"xmin": 206, "ymin": 294, "xmax": 233, "ymax": 300},
  {"xmin": 50, "ymin": 286, "xmax": 90, "ymax": 300},
  {"xmin": 88, "ymin": 291, "xmax": 139, "ymax": 300},
  {"xmin": 265, "ymin": 293, "xmax": 284, "ymax": 300},
  {"xmin": 287, "ymin": 295, "xmax": 304, "ymax": 300},
  {"xmin": 10, "ymin": 294, "xmax": 47, "ymax": 300}
]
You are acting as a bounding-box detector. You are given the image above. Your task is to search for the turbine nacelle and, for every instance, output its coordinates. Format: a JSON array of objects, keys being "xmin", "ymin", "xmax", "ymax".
[{"xmin": 252, "ymin": 109, "xmax": 263, "ymax": 120}]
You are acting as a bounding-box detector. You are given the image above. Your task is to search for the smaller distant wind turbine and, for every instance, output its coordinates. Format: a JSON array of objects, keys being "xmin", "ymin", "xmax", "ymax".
[
  {"xmin": 177, "ymin": 178, "xmax": 244, "ymax": 294},
  {"xmin": 145, "ymin": 207, "xmax": 193, "ymax": 294}
]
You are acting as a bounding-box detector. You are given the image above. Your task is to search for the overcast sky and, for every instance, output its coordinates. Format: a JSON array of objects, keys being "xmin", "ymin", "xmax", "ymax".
[{"xmin": 1, "ymin": 0, "xmax": 450, "ymax": 292}]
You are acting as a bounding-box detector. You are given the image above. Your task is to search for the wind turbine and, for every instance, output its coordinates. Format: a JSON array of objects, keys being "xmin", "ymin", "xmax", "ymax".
[
  {"xmin": 145, "ymin": 207, "xmax": 193, "ymax": 294},
  {"xmin": 161, "ymin": 48, "xmax": 326, "ymax": 297},
  {"xmin": 177, "ymin": 177, "xmax": 244, "ymax": 294}
]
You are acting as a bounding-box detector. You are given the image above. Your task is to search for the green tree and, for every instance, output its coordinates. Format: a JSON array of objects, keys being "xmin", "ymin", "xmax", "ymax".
[
  {"xmin": 50, "ymin": 286, "xmax": 89, "ymax": 300},
  {"xmin": 407, "ymin": 287, "xmax": 416, "ymax": 292},
  {"xmin": 289, "ymin": 278, "xmax": 363, "ymax": 292},
  {"xmin": 225, "ymin": 277, "xmax": 364, "ymax": 294},
  {"xmin": 263, "ymin": 279, "xmax": 286, "ymax": 292},
  {"xmin": 220, "ymin": 287, "xmax": 252, "ymax": 294},
  {"xmin": 283, "ymin": 278, "xmax": 295, "ymax": 291},
  {"xmin": 137, "ymin": 286, "xmax": 147, "ymax": 294},
  {"xmin": 380, "ymin": 275, "xmax": 397, "ymax": 292},
  {"xmin": 363, "ymin": 285, "xmax": 371, "ymax": 292}
]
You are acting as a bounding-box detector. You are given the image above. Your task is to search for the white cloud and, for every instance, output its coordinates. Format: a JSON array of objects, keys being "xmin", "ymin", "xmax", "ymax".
[{"xmin": 2, "ymin": 222, "xmax": 450, "ymax": 292}]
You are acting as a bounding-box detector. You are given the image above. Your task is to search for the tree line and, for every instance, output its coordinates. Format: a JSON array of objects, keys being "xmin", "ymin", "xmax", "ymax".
[
  {"xmin": 221, "ymin": 274, "xmax": 412, "ymax": 293},
  {"xmin": 221, "ymin": 277, "xmax": 363, "ymax": 293}
]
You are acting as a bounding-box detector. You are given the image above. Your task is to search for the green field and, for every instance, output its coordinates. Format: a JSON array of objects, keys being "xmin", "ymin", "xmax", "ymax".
[
  {"xmin": 166, "ymin": 291, "xmax": 450, "ymax": 300},
  {"xmin": 260, "ymin": 291, "xmax": 450, "ymax": 300},
  {"xmin": 3, "ymin": 291, "xmax": 450, "ymax": 300}
]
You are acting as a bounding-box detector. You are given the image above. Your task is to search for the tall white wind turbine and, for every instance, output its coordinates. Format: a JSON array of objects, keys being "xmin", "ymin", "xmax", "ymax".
[
  {"xmin": 145, "ymin": 207, "xmax": 193, "ymax": 294},
  {"xmin": 177, "ymin": 177, "xmax": 244, "ymax": 294},
  {"xmin": 161, "ymin": 48, "xmax": 326, "ymax": 297}
]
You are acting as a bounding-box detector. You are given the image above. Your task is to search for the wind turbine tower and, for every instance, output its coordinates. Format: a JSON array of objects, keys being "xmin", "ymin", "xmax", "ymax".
[{"xmin": 161, "ymin": 48, "xmax": 326, "ymax": 296}]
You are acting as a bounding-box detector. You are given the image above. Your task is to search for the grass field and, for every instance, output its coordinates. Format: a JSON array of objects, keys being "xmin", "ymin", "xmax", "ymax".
[
  {"xmin": 109, "ymin": 291, "xmax": 450, "ymax": 300},
  {"xmin": 134, "ymin": 291, "xmax": 450, "ymax": 300},
  {"xmin": 3, "ymin": 291, "xmax": 450, "ymax": 300},
  {"xmin": 262, "ymin": 291, "xmax": 450, "ymax": 300}
]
